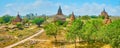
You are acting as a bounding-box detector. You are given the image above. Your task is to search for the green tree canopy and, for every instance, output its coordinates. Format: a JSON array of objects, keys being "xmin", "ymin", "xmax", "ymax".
[
  {"xmin": 1, "ymin": 14, "xmax": 13, "ymax": 23},
  {"xmin": 44, "ymin": 23, "xmax": 59, "ymax": 42},
  {"xmin": 81, "ymin": 15, "xmax": 90, "ymax": 20},
  {"xmin": 33, "ymin": 17, "xmax": 45, "ymax": 27},
  {"xmin": 0, "ymin": 17, "xmax": 4, "ymax": 24},
  {"xmin": 66, "ymin": 19, "xmax": 83, "ymax": 47},
  {"xmin": 98, "ymin": 19, "xmax": 120, "ymax": 47}
]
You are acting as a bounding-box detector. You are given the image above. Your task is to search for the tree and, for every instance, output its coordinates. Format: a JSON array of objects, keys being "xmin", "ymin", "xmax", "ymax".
[
  {"xmin": 99, "ymin": 15, "xmax": 105, "ymax": 19},
  {"xmin": 2, "ymin": 14, "xmax": 13, "ymax": 23},
  {"xmin": 25, "ymin": 13, "xmax": 35, "ymax": 20},
  {"xmin": 22, "ymin": 18, "xmax": 30, "ymax": 26},
  {"xmin": 44, "ymin": 23, "xmax": 59, "ymax": 42},
  {"xmin": 63, "ymin": 21, "xmax": 68, "ymax": 27},
  {"xmin": 66, "ymin": 19, "xmax": 83, "ymax": 48},
  {"xmin": 81, "ymin": 15, "xmax": 90, "ymax": 20},
  {"xmin": 33, "ymin": 17, "xmax": 45, "ymax": 27},
  {"xmin": 16, "ymin": 22, "xmax": 23, "ymax": 30},
  {"xmin": 80, "ymin": 19, "xmax": 103, "ymax": 44},
  {"xmin": 0, "ymin": 17, "xmax": 4, "ymax": 24},
  {"xmin": 90, "ymin": 15, "xmax": 98, "ymax": 18},
  {"xmin": 98, "ymin": 19, "xmax": 120, "ymax": 47},
  {"xmin": 55, "ymin": 20, "xmax": 65, "ymax": 26}
]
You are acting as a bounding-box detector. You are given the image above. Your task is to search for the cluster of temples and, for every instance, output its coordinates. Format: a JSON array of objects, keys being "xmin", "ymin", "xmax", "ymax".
[
  {"xmin": 53, "ymin": 6, "xmax": 112, "ymax": 24},
  {"xmin": 53, "ymin": 6, "xmax": 75, "ymax": 23},
  {"xmin": 12, "ymin": 6, "xmax": 112, "ymax": 25}
]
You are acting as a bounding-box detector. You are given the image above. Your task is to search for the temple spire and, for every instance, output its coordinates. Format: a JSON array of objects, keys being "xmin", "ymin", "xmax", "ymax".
[
  {"xmin": 71, "ymin": 12, "xmax": 75, "ymax": 18},
  {"xmin": 100, "ymin": 8, "xmax": 112, "ymax": 24},
  {"xmin": 16, "ymin": 12, "xmax": 22, "ymax": 21},
  {"xmin": 54, "ymin": 5, "xmax": 66, "ymax": 22},
  {"xmin": 17, "ymin": 12, "xmax": 20, "ymax": 17},
  {"xmin": 103, "ymin": 8, "xmax": 106, "ymax": 12},
  {"xmin": 70, "ymin": 12, "xmax": 75, "ymax": 21},
  {"xmin": 57, "ymin": 6, "xmax": 63, "ymax": 15},
  {"xmin": 12, "ymin": 12, "xmax": 22, "ymax": 24}
]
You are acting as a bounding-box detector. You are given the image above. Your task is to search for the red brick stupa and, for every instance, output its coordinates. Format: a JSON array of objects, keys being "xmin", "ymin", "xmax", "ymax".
[
  {"xmin": 12, "ymin": 12, "xmax": 22, "ymax": 24},
  {"xmin": 70, "ymin": 12, "xmax": 75, "ymax": 23},
  {"xmin": 100, "ymin": 9, "xmax": 112, "ymax": 24},
  {"xmin": 54, "ymin": 6, "xmax": 66, "ymax": 22}
]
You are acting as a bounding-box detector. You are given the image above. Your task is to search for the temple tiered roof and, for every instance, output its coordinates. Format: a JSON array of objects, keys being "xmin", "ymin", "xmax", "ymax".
[
  {"xmin": 54, "ymin": 6, "xmax": 66, "ymax": 22},
  {"xmin": 12, "ymin": 12, "xmax": 22, "ymax": 24},
  {"xmin": 70, "ymin": 12, "xmax": 75, "ymax": 22},
  {"xmin": 100, "ymin": 9, "xmax": 109, "ymax": 19}
]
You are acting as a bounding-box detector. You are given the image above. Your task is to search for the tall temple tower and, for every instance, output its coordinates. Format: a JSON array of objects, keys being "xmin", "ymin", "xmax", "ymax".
[
  {"xmin": 100, "ymin": 9, "xmax": 109, "ymax": 19},
  {"xmin": 57, "ymin": 6, "xmax": 63, "ymax": 15},
  {"xmin": 70, "ymin": 12, "xmax": 75, "ymax": 22},
  {"xmin": 100, "ymin": 9, "xmax": 112, "ymax": 24},
  {"xmin": 12, "ymin": 12, "xmax": 22, "ymax": 24},
  {"xmin": 16, "ymin": 12, "xmax": 22, "ymax": 22},
  {"xmin": 54, "ymin": 6, "xmax": 66, "ymax": 22}
]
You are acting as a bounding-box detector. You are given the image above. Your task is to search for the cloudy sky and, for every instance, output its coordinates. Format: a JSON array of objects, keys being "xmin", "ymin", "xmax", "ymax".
[{"xmin": 0, "ymin": 0, "xmax": 120, "ymax": 16}]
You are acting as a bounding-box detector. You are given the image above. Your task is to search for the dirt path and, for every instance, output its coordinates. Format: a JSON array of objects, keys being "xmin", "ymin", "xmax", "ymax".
[{"xmin": 4, "ymin": 29, "xmax": 44, "ymax": 48}]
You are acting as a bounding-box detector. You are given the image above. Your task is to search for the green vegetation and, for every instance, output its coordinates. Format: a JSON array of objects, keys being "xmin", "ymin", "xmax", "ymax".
[
  {"xmin": 44, "ymin": 23, "xmax": 59, "ymax": 42},
  {"xmin": 99, "ymin": 15, "xmax": 105, "ymax": 19},
  {"xmin": 55, "ymin": 20, "xmax": 65, "ymax": 26},
  {"xmin": 0, "ymin": 17, "xmax": 4, "ymax": 24},
  {"xmin": 1, "ymin": 14, "xmax": 13, "ymax": 23},
  {"xmin": 90, "ymin": 15, "xmax": 98, "ymax": 18},
  {"xmin": 65, "ymin": 17, "xmax": 120, "ymax": 48},
  {"xmin": 66, "ymin": 19, "xmax": 83, "ymax": 48},
  {"xmin": 16, "ymin": 23, "xmax": 23, "ymax": 30},
  {"xmin": 33, "ymin": 17, "xmax": 45, "ymax": 27},
  {"xmin": 0, "ymin": 14, "xmax": 120, "ymax": 48},
  {"xmin": 98, "ymin": 19, "xmax": 120, "ymax": 47},
  {"xmin": 39, "ymin": 16, "xmax": 120, "ymax": 48},
  {"xmin": 81, "ymin": 15, "xmax": 90, "ymax": 20}
]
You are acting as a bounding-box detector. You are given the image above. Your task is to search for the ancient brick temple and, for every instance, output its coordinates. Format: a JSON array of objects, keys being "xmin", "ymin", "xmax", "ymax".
[
  {"xmin": 12, "ymin": 12, "xmax": 22, "ymax": 24},
  {"xmin": 100, "ymin": 9, "xmax": 109, "ymax": 19},
  {"xmin": 54, "ymin": 6, "xmax": 66, "ymax": 22},
  {"xmin": 100, "ymin": 9, "xmax": 112, "ymax": 24},
  {"xmin": 70, "ymin": 12, "xmax": 75, "ymax": 22}
]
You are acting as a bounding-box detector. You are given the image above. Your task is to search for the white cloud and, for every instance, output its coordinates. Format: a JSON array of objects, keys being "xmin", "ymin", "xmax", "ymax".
[
  {"xmin": 1, "ymin": 1, "xmax": 120, "ymax": 16},
  {"xmin": 32, "ymin": 0, "xmax": 43, "ymax": 7},
  {"xmin": 5, "ymin": 3, "xmax": 13, "ymax": 7},
  {"xmin": 1, "ymin": 0, "xmax": 44, "ymax": 16},
  {"xmin": 72, "ymin": 3, "xmax": 120, "ymax": 16}
]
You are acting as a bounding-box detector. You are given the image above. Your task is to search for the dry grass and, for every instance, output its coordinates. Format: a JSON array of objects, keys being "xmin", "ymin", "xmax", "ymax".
[{"xmin": 0, "ymin": 25, "xmax": 41, "ymax": 48}]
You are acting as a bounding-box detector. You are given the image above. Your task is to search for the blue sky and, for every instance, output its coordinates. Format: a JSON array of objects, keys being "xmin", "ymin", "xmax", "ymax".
[{"xmin": 0, "ymin": 0, "xmax": 120, "ymax": 16}]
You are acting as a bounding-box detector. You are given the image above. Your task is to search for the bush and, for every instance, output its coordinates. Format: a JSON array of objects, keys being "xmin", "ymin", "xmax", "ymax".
[
  {"xmin": 100, "ymin": 19, "xmax": 120, "ymax": 47},
  {"xmin": 55, "ymin": 20, "xmax": 65, "ymax": 26},
  {"xmin": 90, "ymin": 16, "xmax": 98, "ymax": 18},
  {"xmin": 99, "ymin": 16, "xmax": 105, "ymax": 19},
  {"xmin": 1, "ymin": 14, "xmax": 13, "ymax": 23},
  {"xmin": 33, "ymin": 17, "xmax": 45, "ymax": 27},
  {"xmin": 81, "ymin": 15, "xmax": 90, "ymax": 20},
  {"xmin": 16, "ymin": 23, "xmax": 23, "ymax": 30}
]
